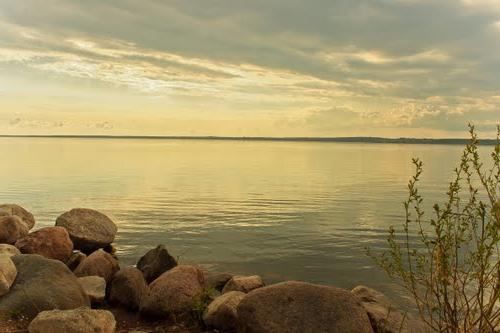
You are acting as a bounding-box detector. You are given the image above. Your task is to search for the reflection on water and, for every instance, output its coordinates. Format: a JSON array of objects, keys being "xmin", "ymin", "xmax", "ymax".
[{"xmin": 0, "ymin": 138, "xmax": 482, "ymax": 307}]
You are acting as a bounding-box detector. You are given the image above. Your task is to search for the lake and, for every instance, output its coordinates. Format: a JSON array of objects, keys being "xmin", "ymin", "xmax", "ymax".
[{"xmin": 0, "ymin": 137, "xmax": 487, "ymax": 308}]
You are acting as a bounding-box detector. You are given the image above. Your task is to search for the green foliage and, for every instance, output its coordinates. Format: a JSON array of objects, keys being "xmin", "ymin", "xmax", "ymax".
[
  {"xmin": 370, "ymin": 124, "xmax": 500, "ymax": 333},
  {"xmin": 191, "ymin": 287, "xmax": 216, "ymax": 324}
]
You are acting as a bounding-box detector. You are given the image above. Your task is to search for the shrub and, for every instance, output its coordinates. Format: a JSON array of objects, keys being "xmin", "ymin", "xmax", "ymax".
[{"xmin": 370, "ymin": 125, "xmax": 499, "ymax": 333}]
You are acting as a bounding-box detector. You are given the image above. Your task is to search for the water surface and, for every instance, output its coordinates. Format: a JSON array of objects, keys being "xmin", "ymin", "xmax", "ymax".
[{"xmin": 0, "ymin": 137, "xmax": 483, "ymax": 307}]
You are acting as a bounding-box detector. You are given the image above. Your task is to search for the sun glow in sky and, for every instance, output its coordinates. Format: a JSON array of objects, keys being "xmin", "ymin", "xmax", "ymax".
[{"xmin": 0, "ymin": 0, "xmax": 499, "ymax": 137}]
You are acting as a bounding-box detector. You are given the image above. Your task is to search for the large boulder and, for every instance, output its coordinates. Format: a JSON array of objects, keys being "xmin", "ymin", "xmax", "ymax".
[
  {"xmin": 0, "ymin": 216, "xmax": 29, "ymax": 244},
  {"xmin": 55, "ymin": 208, "xmax": 117, "ymax": 252},
  {"xmin": 237, "ymin": 281, "xmax": 374, "ymax": 333},
  {"xmin": 0, "ymin": 254, "xmax": 90, "ymax": 319},
  {"xmin": 74, "ymin": 249, "xmax": 119, "ymax": 283},
  {"xmin": 140, "ymin": 265, "xmax": 204, "ymax": 317},
  {"xmin": 109, "ymin": 266, "xmax": 148, "ymax": 310},
  {"xmin": 0, "ymin": 255, "xmax": 17, "ymax": 296},
  {"xmin": 15, "ymin": 226, "xmax": 73, "ymax": 262},
  {"xmin": 137, "ymin": 244, "xmax": 177, "ymax": 283},
  {"xmin": 0, "ymin": 204, "xmax": 35, "ymax": 230},
  {"xmin": 0, "ymin": 244, "xmax": 21, "ymax": 257},
  {"xmin": 77, "ymin": 276, "xmax": 106, "ymax": 304},
  {"xmin": 222, "ymin": 275, "xmax": 264, "ymax": 294},
  {"xmin": 28, "ymin": 308, "xmax": 116, "ymax": 333},
  {"xmin": 352, "ymin": 285, "xmax": 427, "ymax": 333},
  {"xmin": 203, "ymin": 291, "xmax": 245, "ymax": 331}
]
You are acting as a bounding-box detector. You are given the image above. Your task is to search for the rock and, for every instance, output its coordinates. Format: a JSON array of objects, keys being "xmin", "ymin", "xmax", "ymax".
[
  {"xmin": 237, "ymin": 281, "xmax": 374, "ymax": 333},
  {"xmin": 109, "ymin": 266, "xmax": 148, "ymax": 310},
  {"xmin": 0, "ymin": 216, "xmax": 29, "ymax": 244},
  {"xmin": 28, "ymin": 308, "xmax": 116, "ymax": 333},
  {"xmin": 0, "ymin": 255, "xmax": 17, "ymax": 296},
  {"xmin": 203, "ymin": 291, "xmax": 245, "ymax": 331},
  {"xmin": 0, "ymin": 204, "xmax": 35, "ymax": 230},
  {"xmin": 0, "ymin": 244, "xmax": 21, "ymax": 257},
  {"xmin": 137, "ymin": 245, "xmax": 177, "ymax": 283},
  {"xmin": 74, "ymin": 249, "xmax": 119, "ymax": 283},
  {"xmin": 66, "ymin": 251, "xmax": 87, "ymax": 271},
  {"xmin": 222, "ymin": 275, "xmax": 264, "ymax": 294},
  {"xmin": 77, "ymin": 276, "xmax": 106, "ymax": 304},
  {"xmin": 0, "ymin": 254, "xmax": 89, "ymax": 319},
  {"xmin": 352, "ymin": 285, "xmax": 427, "ymax": 333},
  {"xmin": 204, "ymin": 272, "xmax": 233, "ymax": 292},
  {"xmin": 140, "ymin": 265, "xmax": 204, "ymax": 317},
  {"xmin": 15, "ymin": 226, "xmax": 73, "ymax": 262},
  {"xmin": 55, "ymin": 208, "xmax": 117, "ymax": 252}
]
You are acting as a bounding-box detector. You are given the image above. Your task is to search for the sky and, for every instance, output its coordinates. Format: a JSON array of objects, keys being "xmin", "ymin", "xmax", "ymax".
[{"xmin": 0, "ymin": 0, "xmax": 499, "ymax": 137}]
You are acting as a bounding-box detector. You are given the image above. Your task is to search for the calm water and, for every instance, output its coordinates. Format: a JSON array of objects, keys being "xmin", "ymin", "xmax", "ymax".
[{"xmin": 0, "ymin": 138, "xmax": 486, "ymax": 307}]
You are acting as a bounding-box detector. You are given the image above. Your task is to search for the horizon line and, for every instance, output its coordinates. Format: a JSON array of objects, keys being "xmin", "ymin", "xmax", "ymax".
[{"xmin": 0, "ymin": 134, "xmax": 497, "ymax": 145}]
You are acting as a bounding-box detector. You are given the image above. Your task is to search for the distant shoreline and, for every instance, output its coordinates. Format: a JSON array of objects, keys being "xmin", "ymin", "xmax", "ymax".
[{"xmin": 0, "ymin": 134, "xmax": 497, "ymax": 145}]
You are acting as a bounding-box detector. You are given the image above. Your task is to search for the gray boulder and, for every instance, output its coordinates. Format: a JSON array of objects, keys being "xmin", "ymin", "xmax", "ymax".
[
  {"xmin": 15, "ymin": 226, "xmax": 73, "ymax": 262},
  {"xmin": 0, "ymin": 254, "xmax": 90, "ymax": 319},
  {"xmin": 0, "ymin": 255, "xmax": 17, "ymax": 296},
  {"xmin": 28, "ymin": 308, "xmax": 116, "ymax": 333},
  {"xmin": 0, "ymin": 244, "xmax": 21, "ymax": 257},
  {"xmin": 222, "ymin": 275, "xmax": 264, "ymax": 294},
  {"xmin": 55, "ymin": 208, "xmax": 117, "ymax": 252},
  {"xmin": 0, "ymin": 216, "xmax": 29, "ymax": 244},
  {"xmin": 0, "ymin": 204, "xmax": 35, "ymax": 230},
  {"xmin": 77, "ymin": 276, "xmax": 106, "ymax": 304},
  {"xmin": 237, "ymin": 281, "xmax": 374, "ymax": 333},
  {"xmin": 203, "ymin": 291, "xmax": 245, "ymax": 331},
  {"xmin": 352, "ymin": 285, "xmax": 427, "ymax": 333},
  {"xmin": 137, "ymin": 244, "xmax": 177, "ymax": 283},
  {"xmin": 74, "ymin": 249, "xmax": 119, "ymax": 283},
  {"xmin": 140, "ymin": 265, "xmax": 204, "ymax": 317},
  {"xmin": 204, "ymin": 272, "xmax": 233, "ymax": 292},
  {"xmin": 109, "ymin": 266, "xmax": 148, "ymax": 310}
]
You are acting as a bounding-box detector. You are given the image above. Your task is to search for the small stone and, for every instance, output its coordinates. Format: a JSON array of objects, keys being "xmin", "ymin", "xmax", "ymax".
[
  {"xmin": 0, "ymin": 216, "xmax": 29, "ymax": 245},
  {"xmin": 74, "ymin": 249, "xmax": 119, "ymax": 283},
  {"xmin": 109, "ymin": 266, "xmax": 148, "ymax": 310},
  {"xmin": 203, "ymin": 291, "xmax": 245, "ymax": 331},
  {"xmin": 204, "ymin": 272, "xmax": 233, "ymax": 292},
  {"xmin": 77, "ymin": 276, "xmax": 106, "ymax": 304},
  {"xmin": 0, "ymin": 255, "xmax": 17, "ymax": 296},
  {"xmin": 66, "ymin": 251, "xmax": 87, "ymax": 271},
  {"xmin": 28, "ymin": 308, "xmax": 116, "ymax": 333},
  {"xmin": 137, "ymin": 244, "xmax": 177, "ymax": 283},
  {"xmin": 0, "ymin": 244, "xmax": 21, "ymax": 258},
  {"xmin": 222, "ymin": 275, "xmax": 264, "ymax": 294},
  {"xmin": 15, "ymin": 226, "xmax": 73, "ymax": 262},
  {"xmin": 0, "ymin": 204, "xmax": 35, "ymax": 230}
]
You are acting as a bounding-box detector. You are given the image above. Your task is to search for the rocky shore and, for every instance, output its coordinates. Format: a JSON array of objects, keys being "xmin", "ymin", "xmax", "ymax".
[{"xmin": 0, "ymin": 204, "xmax": 425, "ymax": 333}]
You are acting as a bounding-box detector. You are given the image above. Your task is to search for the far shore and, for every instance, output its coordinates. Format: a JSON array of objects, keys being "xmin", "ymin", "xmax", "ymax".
[{"xmin": 0, "ymin": 134, "xmax": 498, "ymax": 145}]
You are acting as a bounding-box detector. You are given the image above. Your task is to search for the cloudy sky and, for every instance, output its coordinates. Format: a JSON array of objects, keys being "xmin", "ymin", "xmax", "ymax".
[{"xmin": 0, "ymin": 0, "xmax": 499, "ymax": 137}]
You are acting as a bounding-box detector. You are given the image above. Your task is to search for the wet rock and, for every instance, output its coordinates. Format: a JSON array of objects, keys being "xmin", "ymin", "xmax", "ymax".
[
  {"xmin": 140, "ymin": 265, "xmax": 204, "ymax": 317},
  {"xmin": 77, "ymin": 276, "xmax": 106, "ymax": 304},
  {"xmin": 109, "ymin": 266, "xmax": 148, "ymax": 310},
  {"xmin": 66, "ymin": 251, "xmax": 87, "ymax": 271},
  {"xmin": 15, "ymin": 226, "xmax": 73, "ymax": 262},
  {"xmin": 0, "ymin": 204, "xmax": 35, "ymax": 230},
  {"xmin": 74, "ymin": 249, "xmax": 119, "ymax": 283},
  {"xmin": 137, "ymin": 244, "xmax": 177, "ymax": 283},
  {"xmin": 352, "ymin": 285, "xmax": 427, "ymax": 333},
  {"xmin": 203, "ymin": 291, "xmax": 245, "ymax": 331},
  {"xmin": 55, "ymin": 208, "xmax": 117, "ymax": 252},
  {"xmin": 0, "ymin": 254, "xmax": 89, "ymax": 319},
  {"xmin": 0, "ymin": 255, "xmax": 17, "ymax": 296},
  {"xmin": 222, "ymin": 275, "xmax": 264, "ymax": 294},
  {"xmin": 28, "ymin": 308, "xmax": 116, "ymax": 333},
  {"xmin": 0, "ymin": 216, "xmax": 29, "ymax": 244},
  {"xmin": 204, "ymin": 272, "xmax": 233, "ymax": 292},
  {"xmin": 237, "ymin": 281, "xmax": 374, "ymax": 333},
  {"xmin": 0, "ymin": 244, "xmax": 21, "ymax": 257}
]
